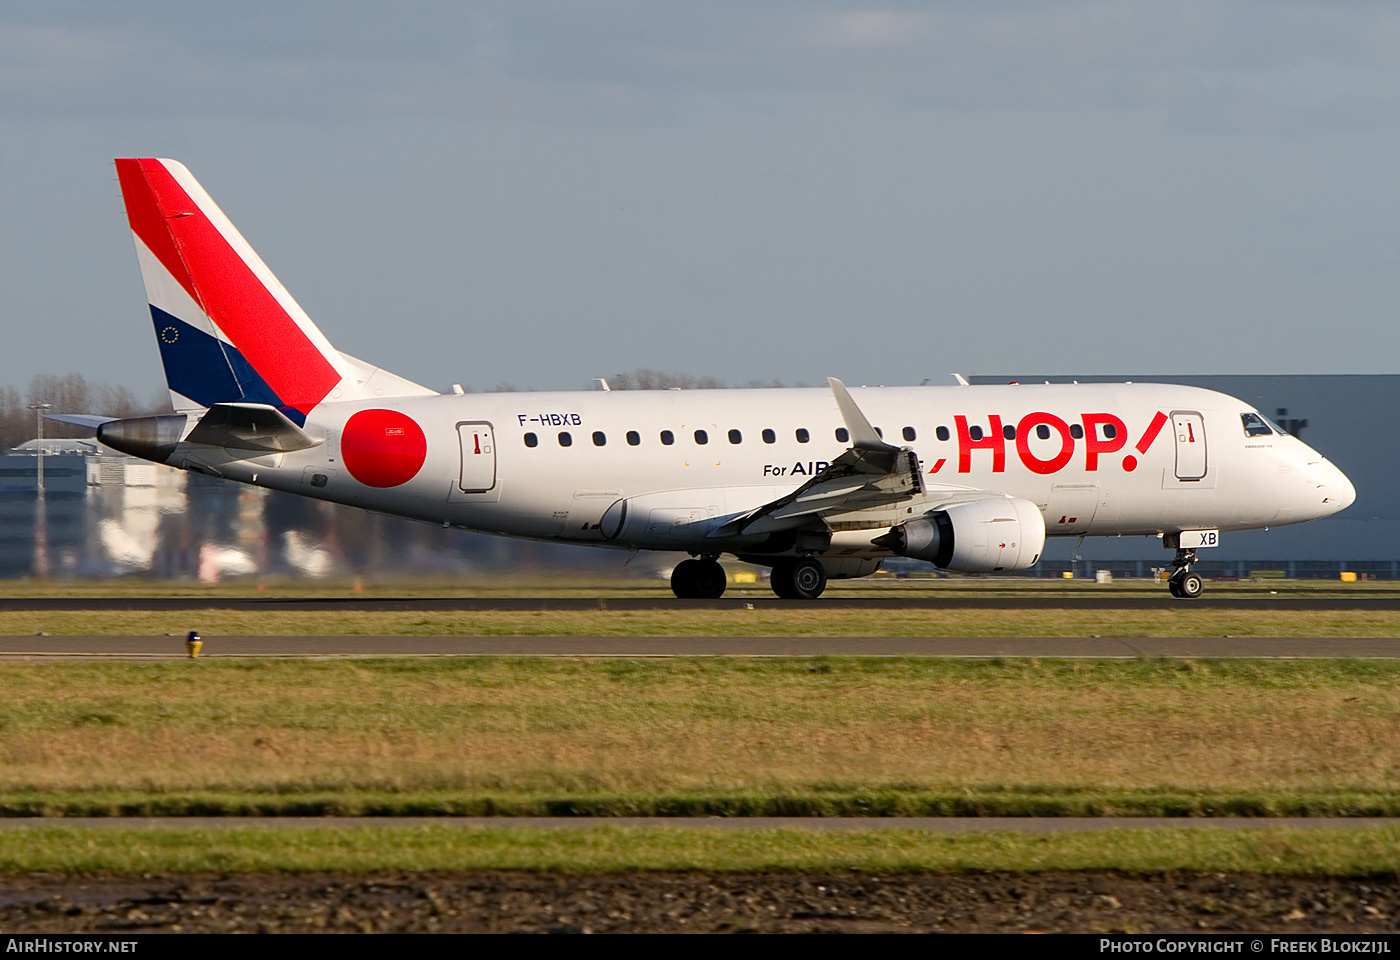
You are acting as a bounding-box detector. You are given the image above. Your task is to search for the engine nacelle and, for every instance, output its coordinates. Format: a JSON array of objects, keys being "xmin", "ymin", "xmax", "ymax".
[
  {"xmin": 96, "ymin": 414, "xmax": 189, "ymax": 464},
  {"xmin": 874, "ymin": 497, "xmax": 1045, "ymax": 572}
]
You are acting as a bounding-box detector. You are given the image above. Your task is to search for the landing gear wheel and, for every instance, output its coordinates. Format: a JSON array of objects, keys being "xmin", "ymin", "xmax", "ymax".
[
  {"xmin": 1167, "ymin": 545, "xmax": 1202, "ymax": 601},
  {"xmin": 692, "ymin": 559, "xmax": 727, "ymax": 599},
  {"xmin": 1169, "ymin": 572, "xmax": 1203, "ymax": 599},
  {"xmin": 670, "ymin": 558, "xmax": 727, "ymax": 599},
  {"xmin": 1174, "ymin": 572, "xmax": 1204, "ymax": 600},
  {"xmin": 770, "ymin": 558, "xmax": 827, "ymax": 600}
]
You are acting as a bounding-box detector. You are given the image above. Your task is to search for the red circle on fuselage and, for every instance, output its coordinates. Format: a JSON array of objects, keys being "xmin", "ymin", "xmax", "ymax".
[{"xmin": 341, "ymin": 409, "xmax": 427, "ymax": 488}]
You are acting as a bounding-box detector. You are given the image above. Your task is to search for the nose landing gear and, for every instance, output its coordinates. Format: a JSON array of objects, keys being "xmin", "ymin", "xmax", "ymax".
[{"xmin": 1168, "ymin": 548, "xmax": 1203, "ymax": 599}]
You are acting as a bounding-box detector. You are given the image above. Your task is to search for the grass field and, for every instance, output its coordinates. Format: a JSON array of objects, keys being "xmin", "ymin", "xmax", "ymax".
[
  {"xmin": 4, "ymin": 657, "xmax": 1400, "ymax": 811},
  {"xmin": 6, "ymin": 823, "xmax": 1400, "ymax": 875},
  {"xmin": 7, "ymin": 607, "xmax": 1400, "ymax": 638},
  {"xmin": 6, "ymin": 579, "xmax": 1399, "ymax": 878}
]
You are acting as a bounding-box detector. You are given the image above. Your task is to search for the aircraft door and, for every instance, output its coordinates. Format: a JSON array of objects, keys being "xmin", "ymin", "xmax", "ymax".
[
  {"xmin": 1045, "ymin": 482, "xmax": 1100, "ymax": 535},
  {"xmin": 1171, "ymin": 412, "xmax": 1207, "ymax": 481},
  {"xmin": 457, "ymin": 421, "xmax": 497, "ymax": 493}
]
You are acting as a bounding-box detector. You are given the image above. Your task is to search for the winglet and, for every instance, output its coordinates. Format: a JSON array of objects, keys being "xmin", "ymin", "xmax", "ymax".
[{"xmin": 828, "ymin": 378, "xmax": 897, "ymax": 452}]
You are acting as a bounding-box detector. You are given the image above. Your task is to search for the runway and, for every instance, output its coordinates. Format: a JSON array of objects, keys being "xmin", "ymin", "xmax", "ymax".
[
  {"xmin": 1, "ymin": 595, "xmax": 1398, "ymax": 611},
  {"xmin": 2, "ymin": 635, "xmax": 1400, "ymax": 658}
]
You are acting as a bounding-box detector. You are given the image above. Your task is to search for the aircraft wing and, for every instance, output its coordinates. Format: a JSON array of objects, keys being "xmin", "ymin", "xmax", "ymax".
[
  {"xmin": 185, "ymin": 402, "xmax": 323, "ymax": 453},
  {"xmin": 710, "ymin": 378, "xmax": 924, "ymax": 538}
]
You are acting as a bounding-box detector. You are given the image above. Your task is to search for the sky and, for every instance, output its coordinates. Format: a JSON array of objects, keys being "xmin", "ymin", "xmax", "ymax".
[{"xmin": 4, "ymin": 1, "xmax": 1400, "ymax": 397}]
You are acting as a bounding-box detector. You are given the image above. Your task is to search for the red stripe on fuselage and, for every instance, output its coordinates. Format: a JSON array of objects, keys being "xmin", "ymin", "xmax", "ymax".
[
  {"xmin": 114, "ymin": 159, "xmax": 341, "ymax": 417},
  {"xmin": 1135, "ymin": 410, "xmax": 1169, "ymax": 455}
]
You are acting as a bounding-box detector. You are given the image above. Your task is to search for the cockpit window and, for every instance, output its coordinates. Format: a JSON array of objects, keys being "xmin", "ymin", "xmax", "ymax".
[{"xmin": 1241, "ymin": 412, "xmax": 1274, "ymax": 438}]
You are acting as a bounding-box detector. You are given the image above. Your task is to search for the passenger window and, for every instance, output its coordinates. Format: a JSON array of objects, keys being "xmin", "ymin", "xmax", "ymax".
[
  {"xmin": 728, "ymin": 429, "xmax": 742, "ymax": 444},
  {"xmin": 660, "ymin": 430, "xmax": 674, "ymax": 445},
  {"xmin": 592, "ymin": 431, "xmax": 606, "ymax": 446},
  {"xmin": 558, "ymin": 432, "xmax": 572, "ymax": 447},
  {"xmin": 694, "ymin": 429, "xmax": 708, "ymax": 445},
  {"xmin": 1070, "ymin": 424, "xmax": 1084, "ymax": 440},
  {"xmin": 1102, "ymin": 423, "xmax": 1117, "ymax": 439},
  {"xmin": 1241, "ymin": 413, "xmax": 1273, "ymax": 437},
  {"xmin": 762, "ymin": 429, "xmax": 776, "ymax": 444},
  {"xmin": 935, "ymin": 426, "xmax": 950, "ymax": 442},
  {"xmin": 969, "ymin": 425, "xmax": 983, "ymax": 441},
  {"xmin": 796, "ymin": 428, "xmax": 810, "ymax": 443},
  {"xmin": 626, "ymin": 431, "xmax": 641, "ymax": 446},
  {"xmin": 1003, "ymin": 424, "xmax": 1016, "ymax": 440},
  {"xmin": 524, "ymin": 432, "xmax": 538, "ymax": 448},
  {"xmin": 835, "ymin": 427, "xmax": 850, "ymax": 443},
  {"xmin": 1036, "ymin": 424, "xmax": 1050, "ymax": 440},
  {"xmin": 902, "ymin": 426, "xmax": 916, "ymax": 442}
]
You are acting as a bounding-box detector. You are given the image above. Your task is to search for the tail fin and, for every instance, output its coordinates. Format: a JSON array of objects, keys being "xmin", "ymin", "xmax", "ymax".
[{"xmin": 115, "ymin": 159, "xmax": 435, "ymax": 425}]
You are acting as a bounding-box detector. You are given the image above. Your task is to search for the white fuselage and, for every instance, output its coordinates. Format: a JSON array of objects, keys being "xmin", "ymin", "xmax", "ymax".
[{"xmin": 171, "ymin": 381, "xmax": 1355, "ymax": 560}]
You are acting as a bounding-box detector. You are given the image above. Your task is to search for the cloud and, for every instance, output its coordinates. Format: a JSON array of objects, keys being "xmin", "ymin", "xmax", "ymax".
[
  {"xmin": 802, "ymin": 10, "xmax": 929, "ymax": 49},
  {"xmin": 3, "ymin": 2, "xmax": 1400, "ymax": 131}
]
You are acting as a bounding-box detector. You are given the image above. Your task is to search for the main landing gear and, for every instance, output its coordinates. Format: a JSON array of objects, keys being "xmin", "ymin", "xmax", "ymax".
[
  {"xmin": 671, "ymin": 555, "xmax": 832, "ymax": 600},
  {"xmin": 1168, "ymin": 548, "xmax": 1203, "ymax": 600},
  {"xmin": 670, "ymin": 557, "xmax": 728, "ymax": 599},
  {"xmin": 770, "ymin": 557, "xmax": 827, "ymax": 600}
]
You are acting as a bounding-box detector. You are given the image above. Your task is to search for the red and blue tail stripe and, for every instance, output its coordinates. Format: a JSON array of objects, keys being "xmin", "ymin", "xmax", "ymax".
[{"xmin": 115, "ymin": 158, "xmax": 347, "ymax": 425}]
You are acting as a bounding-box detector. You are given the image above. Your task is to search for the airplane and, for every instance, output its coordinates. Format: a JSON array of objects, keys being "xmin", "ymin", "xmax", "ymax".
[{"xmin": 71, "ymin": 158, "xmax": 1356, "ymax": 600}]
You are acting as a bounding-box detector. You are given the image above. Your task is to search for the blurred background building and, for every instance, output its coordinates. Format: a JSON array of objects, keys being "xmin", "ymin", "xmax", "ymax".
[{"xmin": 0, "ymin": 437, "xmax": 619, "ymax": 582}]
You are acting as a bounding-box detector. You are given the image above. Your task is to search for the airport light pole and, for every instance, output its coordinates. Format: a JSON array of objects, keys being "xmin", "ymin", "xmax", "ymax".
[
  {"xmin": 29, "ymin": 401, "xmax": 50, "ymax": 490},
  {"xmin": 28, "ymin": 400, "xmax": 50, "ymax": 579}
]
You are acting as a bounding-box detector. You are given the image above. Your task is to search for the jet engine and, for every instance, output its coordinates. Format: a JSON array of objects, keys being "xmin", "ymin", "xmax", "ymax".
[
  {"xmin": 96, "ymin": 414, "xmax": 189, "ymax": 464},
  {"xmin": 873, "ymin": 497, "xmax": 1045, "ymax": 572}
]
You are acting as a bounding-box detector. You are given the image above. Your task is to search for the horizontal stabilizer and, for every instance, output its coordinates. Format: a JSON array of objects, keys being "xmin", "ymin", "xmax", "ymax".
[
  {"xmin": 185, "ymin": 403, "xmax": 323, "ymax": 453},
  {"xmin": 43, "ymin": 414, "xmax": 118, "ymax": 431}
]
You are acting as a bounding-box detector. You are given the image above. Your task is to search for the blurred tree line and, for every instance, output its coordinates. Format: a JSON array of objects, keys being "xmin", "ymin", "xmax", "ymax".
[
  {"xmin": 606, "ymin": 369, "xmax": 726, "ymax": 390},
  {"xmin": 478, "ymin": 370, "xmax": 795, "ymax": 392},
  {"xmin": 606, "ymin": 370, "xmax": 796, "ymax": 390},
  {"xmin": 0, "ymin": 375, "xmax": 169, "ymax": 450}
]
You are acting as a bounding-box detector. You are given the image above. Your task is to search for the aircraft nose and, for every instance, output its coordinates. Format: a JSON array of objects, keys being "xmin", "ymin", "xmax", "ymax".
[{"xmin": 1316, "ymin": 460, "xmax": 1355, "ymax": 516}]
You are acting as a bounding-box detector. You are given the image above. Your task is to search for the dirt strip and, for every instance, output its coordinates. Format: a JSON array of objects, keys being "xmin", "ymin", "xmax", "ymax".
[{"xmin": 3, "ymin": 872, "xmax": 1400, "ymax": 933}]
